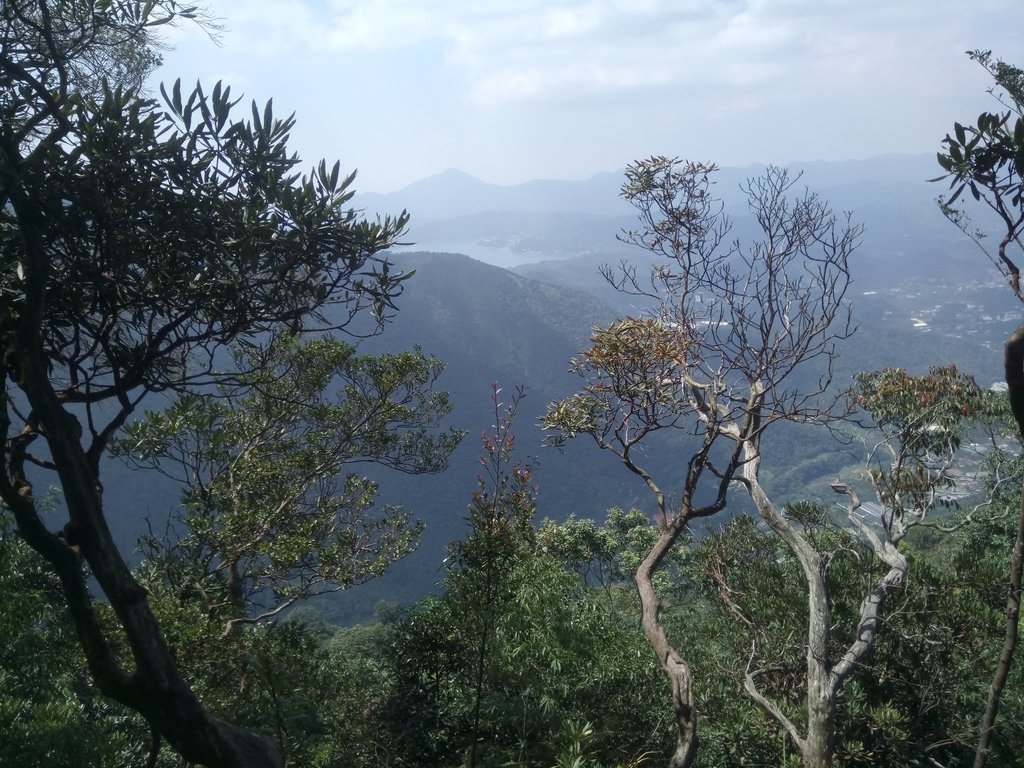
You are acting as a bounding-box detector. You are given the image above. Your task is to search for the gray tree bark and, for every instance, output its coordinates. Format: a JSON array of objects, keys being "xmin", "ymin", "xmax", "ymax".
[
  {"xmin": 974, "ymin": 323, "xmax": 1024, "ymax": 768},
  {"xmin": 636, "ymin": 520, "xmax": 697, "ymax": 768},
  {"xmin": 741, "ymin": 444, "xmax": 907, "ymax": 768}
]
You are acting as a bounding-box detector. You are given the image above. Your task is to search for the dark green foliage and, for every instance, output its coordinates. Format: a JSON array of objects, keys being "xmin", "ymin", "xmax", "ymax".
[
  {"xmin": 357, "ymin": 410, "xmax": 672, "ymax": 768},
  {"xmin": 2, "ymin": 71, "xmax": 411, "ymax": 396},
  {"xmin": 936, "ymin": 52, "xmax": 1024, "ymax": 217},
  {"xmin": 936, "ymin": 54, "xmax": 1024, "ymax": 767},
  {"xmin": 0, "ymin": 515, "xmax": 150, "ymax": 767},
  {"xmin": 679, "ymin": 508, "xmax": 1024, "ymax": 768},
  {"xmin": 538, "ymin": 507, "xmax": 671, "ymax": 589},
  {"xmin": 115, "ymin": 335, "xmax": 462, "ymax": 627},
  {"xmin": 7, "ymin": 489, "xmax": 1023, "ymax": 767},
  {"xmin": 0, "ymin": 3, "xmax": 417, "ymax": 763},
  {"xmin": 376, "ymin": 544, "xmax": 668, "ymax": 768}
]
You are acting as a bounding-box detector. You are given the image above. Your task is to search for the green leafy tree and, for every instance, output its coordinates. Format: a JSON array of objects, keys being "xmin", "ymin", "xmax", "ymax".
[
  {"xmin": 443, "ymin": 384, "xmax": 538, "ymax": 767},
  {"xmin": 316, "ymin": 617, "xmax": 405, "ymax": 767},
  {"xmin": 340, "ymin": 386, "xmax": 538, "ymax": 768},
  {"xmin": 116, "ymin": 336, "xmax": 461, "ymax": 633},
  {"xmin": 688, "ymin": 508, "xmax": 1021, "ymax": 768},
  {"xmin": 944, "ymin": 471, "xmax": 1024, "ymax": 765},
  {"xmin": 368, "ymin": 394, "xmax": 668, "ymax": 767},
  {"xmin": 0, "ymin": 512, "xmax": 153, "ymax": 767},
  {"xmin": 738, "ymin": 366, "xmax": 989, "ymax": 768},
  {"xmin": 0, "ymin": 3, "xmax": 410, "ymax": 765},
  {"xmin": 936, "ymin": 50, "xmax": 1024, "ymax": 768},
  {"xmin": 544, "ymin": 160, "xmax": 860, "ymax": 768},
  {"xmin": 537, "ymin": 506, "xmax": 682, "ymax": 622},
  {"xmin": 384, "ymin": 529, "xmax": 668, "ymax": 768}
]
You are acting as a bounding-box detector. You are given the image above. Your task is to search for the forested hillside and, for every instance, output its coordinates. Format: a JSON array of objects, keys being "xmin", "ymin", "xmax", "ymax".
[{"xmin": 3, "ymin": 4, "xmax": 1024, "ymax": 768}]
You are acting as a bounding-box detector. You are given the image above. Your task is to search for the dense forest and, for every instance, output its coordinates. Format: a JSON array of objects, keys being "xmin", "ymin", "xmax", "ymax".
[{"xmin": 2, "ymin": 3, "xmax": 1024, "ymax": 768}]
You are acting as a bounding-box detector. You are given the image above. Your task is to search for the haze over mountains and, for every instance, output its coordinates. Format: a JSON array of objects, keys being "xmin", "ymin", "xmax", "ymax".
[
  {"xmin": 354, "ymin": 154, "xmax": 987, "ymax": 283},
  {"xmin": 108, "ymin": 154, "xmax": 1023, "ymax": 622},
  {"xmin": 355, "ymin": 154, "xmax": 941, "ymax": 223}
]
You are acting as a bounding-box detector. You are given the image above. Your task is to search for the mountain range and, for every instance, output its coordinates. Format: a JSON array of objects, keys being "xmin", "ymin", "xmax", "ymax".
[{"xmin": 101, "ymin": 154, "xmax": 1023, "ymax": 623}]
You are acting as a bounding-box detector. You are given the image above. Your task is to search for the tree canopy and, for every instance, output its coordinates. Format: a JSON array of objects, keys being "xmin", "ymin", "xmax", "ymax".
[
  {"xmin": 545, "ymin": 159, "xmax": 860, "ymax": 768},
  {"xmin": 0, "ymin": 2, "xmax": 418, "ymax": 766},
  {"xmin": 4, "ymin": 12, "xmax": 1024, "ymax": 768}
]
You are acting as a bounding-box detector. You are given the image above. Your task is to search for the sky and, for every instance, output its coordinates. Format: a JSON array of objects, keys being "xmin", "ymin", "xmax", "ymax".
[{"xmin": 152, "ymin": 0, "xmax": 1023, "ymax": 194}]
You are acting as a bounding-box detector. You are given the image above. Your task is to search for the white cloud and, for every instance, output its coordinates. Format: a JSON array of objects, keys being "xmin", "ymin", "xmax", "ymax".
[
  {"xmin": 188, "ymin": 0, "xmax": 1015, "ymax": 110},
  {"xmin": 154, "ymin": 0, "xmax": 1024, "ymax": 191}
]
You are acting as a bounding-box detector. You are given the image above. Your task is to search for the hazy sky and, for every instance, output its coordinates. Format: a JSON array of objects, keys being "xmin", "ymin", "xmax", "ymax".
[{"xmin": 152, "ymin": 0, "xmax": 1022, "ymax": 193}]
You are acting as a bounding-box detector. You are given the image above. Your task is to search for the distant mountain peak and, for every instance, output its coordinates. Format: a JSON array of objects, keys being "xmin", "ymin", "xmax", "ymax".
[
  {"xmin": 351, "ymin": 153, "xmax": 937, "ymax": 224},
  {"xmin": 433, "ymin": 167, "xmax": 483, "ymax": 182},
  {"xmin": 406, "ymin": 168, "xmax": 486, "ymax": 188}
]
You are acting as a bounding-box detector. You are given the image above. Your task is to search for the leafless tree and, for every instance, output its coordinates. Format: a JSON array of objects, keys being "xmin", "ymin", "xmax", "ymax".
[{"xmin": 545, "ymin": 158, "xmax": 859, "ymax": 767}]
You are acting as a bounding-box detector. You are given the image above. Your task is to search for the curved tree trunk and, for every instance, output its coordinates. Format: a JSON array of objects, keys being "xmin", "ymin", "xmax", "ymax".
[
  {"xmin": 974, "ymin": 492, "xmax": 1024, "ymax": 768},
  {"xmin": 742, "ymin": 445, "xmax": 907, "ymax": 768},
  {"xmin": 635, "ymin": 521, "xmax": 697, "ymax": 768},
  {"xmin": 744, "ymin": 454, "xmax": 834, "ymax": 768},
  {"xmin": 975, "ymin": 324, "xmax": 1024, "ymax": 768},
  {"xmin": 1, "ymin": 272, "xmax": 284, "ymax": 768},
  {"xmin": 804, "ymin": 657, "xmax": 835, "ymax": 768}
]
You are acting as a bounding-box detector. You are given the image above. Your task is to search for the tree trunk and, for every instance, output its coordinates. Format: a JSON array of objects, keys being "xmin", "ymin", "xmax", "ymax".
[
  {"xmin": 635, "ymin": 522, "xmax": 697, "ymax": 768},
  {"xmin": 975, "ymin": 324, "xmax": 1024, "ymax": 768},
  {"xmin": 743, "ymin": 448, "xmax": 835, "ymax": 768},
  {"xmin": 802, "ymin": 574, "xmax": 835, "ymax": 768},
  {"xmin": 0, "ymin": 180, "xmax": 285, "ymax": 768},
  {"xmin": 974, "ymin": 492, "xmax": 1024, "ymax": 768},
  {"xmin": 5, "ymin": 348, "xmax": 284, "ymax": 767},
  {"xmin": 803, "ymin": 660, "xmax": 835, "ymax": 768}
]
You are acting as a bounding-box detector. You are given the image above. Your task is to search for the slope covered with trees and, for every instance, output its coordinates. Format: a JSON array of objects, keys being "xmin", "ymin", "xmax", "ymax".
[
  {"xmin": 0, "ymin": 2, "xmax": 443, "ymax": 765},
  {"xmin": 2, "ymin": 5, "xmax": 1024, "ymax": 766}
]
